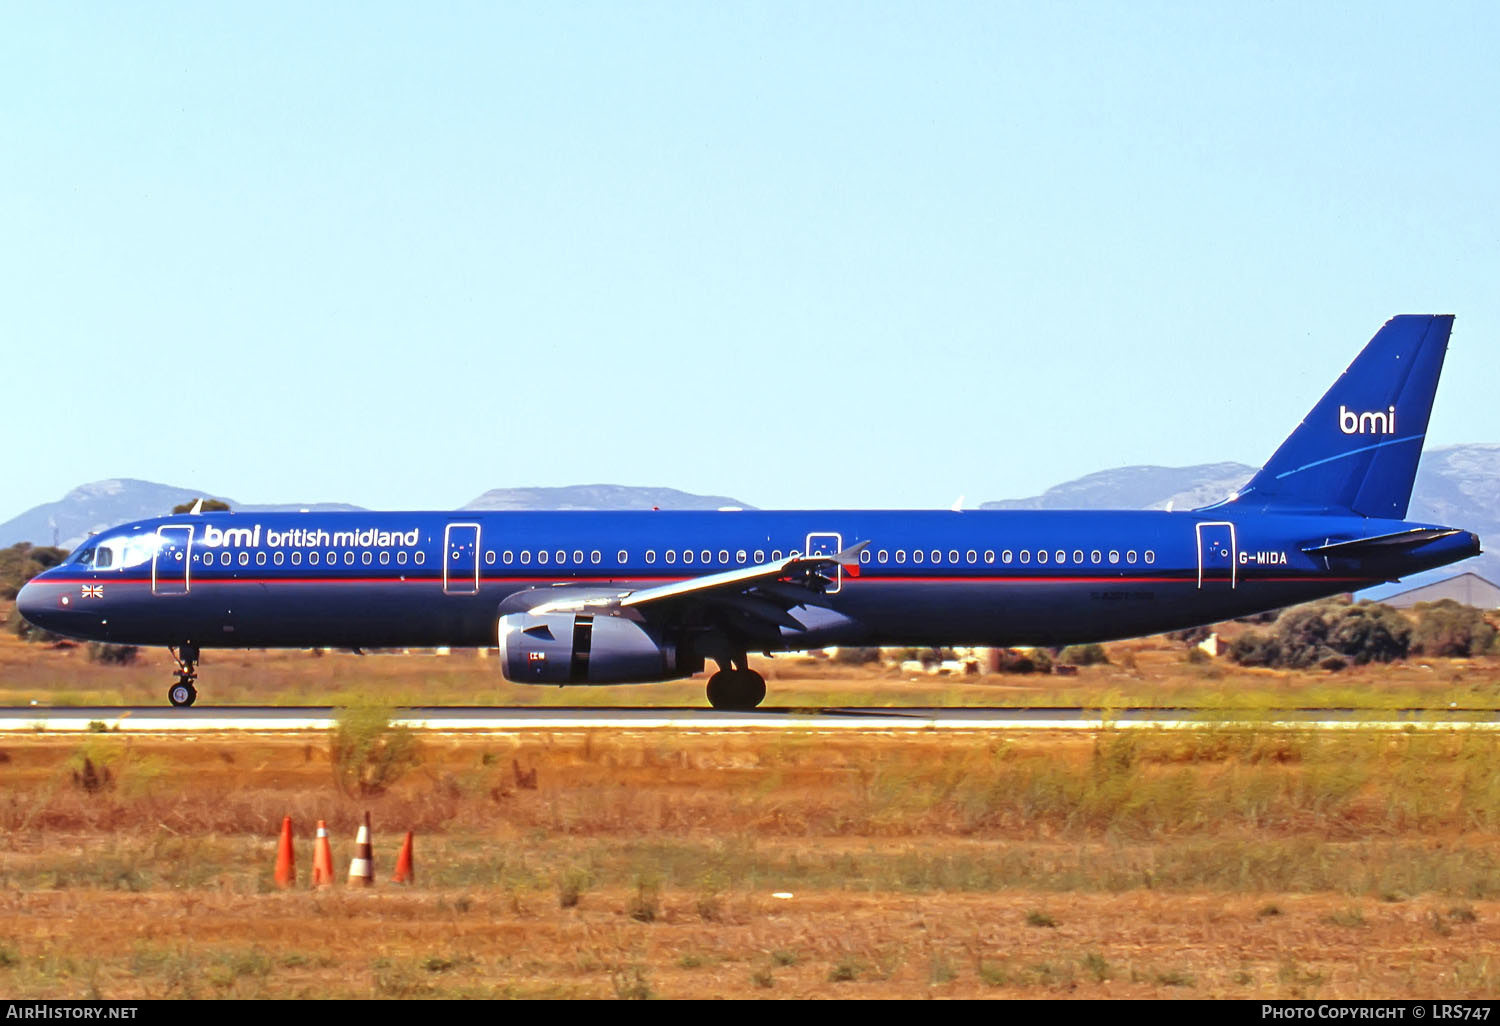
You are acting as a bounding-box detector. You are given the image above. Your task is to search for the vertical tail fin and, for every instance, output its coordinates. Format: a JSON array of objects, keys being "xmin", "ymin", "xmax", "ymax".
[{"xmin": 1232, "ymin": 315, "xmax": 1452, "ymax": 519}]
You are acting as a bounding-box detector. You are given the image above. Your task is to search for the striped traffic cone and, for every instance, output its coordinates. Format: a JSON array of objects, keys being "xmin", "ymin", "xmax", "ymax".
[
  {"xmin": 348, "ymin": 811, "xmax": 374, "ymax": 887},
  {"xmin": 392, "ymin": 831, "xmax": 414, "ymax": 884},
  {"xmin": 311, "ymin": 820, "xmax": 335, "ymax": 888},
  {"xmin": 273, "ymin": 815, "xmax": 295, "ymax": 889}
]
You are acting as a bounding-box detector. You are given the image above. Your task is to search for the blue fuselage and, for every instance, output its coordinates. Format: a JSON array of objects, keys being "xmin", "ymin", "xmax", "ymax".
[{"xmin": 16, "ymin": 507, "xmax": 1480, "ymax": 653}]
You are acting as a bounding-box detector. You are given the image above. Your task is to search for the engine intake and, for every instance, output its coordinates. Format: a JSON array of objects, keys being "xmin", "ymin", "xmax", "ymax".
[{"xmin": 497, "ymin": 612, "xmax": 684, "ymax": 684}]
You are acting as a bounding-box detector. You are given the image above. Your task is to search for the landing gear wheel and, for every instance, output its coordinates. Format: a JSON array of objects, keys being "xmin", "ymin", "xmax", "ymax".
[
  {"xmin": 705, "ymin": 669, "xmax": 767, "ymax": 711},
  {"xmin": 168, "ymin": 682, "xmax": 197, "ymax": 708}
]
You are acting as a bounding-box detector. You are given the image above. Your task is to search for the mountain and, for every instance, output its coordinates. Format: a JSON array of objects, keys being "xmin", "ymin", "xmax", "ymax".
[
  {"xmin": 462, "ymin": 484, "xmax": 754, "ymax": 511},
  {"xmin": 980, "ymin": 462, "xmax": 1255, "ymax": 512},
  {"xmin": 0, "ymin": 480, "xmax": 364, "ymax": 550},
  {"xmin": 1, "ymin": 480, "xmax": 756, "ymax": 549},
  {"xmin": 980, "ymin": 444, "xmax": 1500, "ymax": 591}
]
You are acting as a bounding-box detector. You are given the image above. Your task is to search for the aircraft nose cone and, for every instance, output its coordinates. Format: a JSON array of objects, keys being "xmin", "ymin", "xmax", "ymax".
[{"xmin": 15, "ymin": 579, "xmax": 46, "ymax": 629}]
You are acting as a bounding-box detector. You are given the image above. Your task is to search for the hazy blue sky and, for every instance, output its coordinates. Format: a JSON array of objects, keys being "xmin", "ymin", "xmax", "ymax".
[{"xmin": 5, "ymin": 2, "xmax": 1496, "ymax": 514}]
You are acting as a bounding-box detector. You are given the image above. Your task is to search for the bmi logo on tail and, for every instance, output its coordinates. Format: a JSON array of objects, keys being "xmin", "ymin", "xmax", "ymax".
[{"xmin": 1338, "ymin": 405, "xmax": 1396, "ymax": 435}]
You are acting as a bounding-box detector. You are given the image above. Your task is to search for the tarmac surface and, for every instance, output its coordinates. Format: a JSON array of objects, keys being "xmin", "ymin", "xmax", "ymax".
[{"xmin": 2, "ymin": 704, "xmax": 1498, "ymax": 732}]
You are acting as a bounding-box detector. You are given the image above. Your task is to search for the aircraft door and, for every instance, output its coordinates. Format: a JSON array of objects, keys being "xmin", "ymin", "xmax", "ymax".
[
  {"xmin": 805, "ymin": 532, "xmax": 844, "ymax": 594},
  {"xmin": 444, "ymin": 523, "xmax": 481, "ymax": 595},
  {"xmin": 153, "ymin": 526, "xmax": 192, "ymax": 595},
  {"xmin": 1196, "ymin": 521, "xmax": 1238, "ymax": 589}
]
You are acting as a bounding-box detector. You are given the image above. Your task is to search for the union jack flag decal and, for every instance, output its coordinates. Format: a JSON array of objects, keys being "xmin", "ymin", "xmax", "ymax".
[{"xmin": 81, "ymin": 585, "xmax": 103, "ymax": 599}]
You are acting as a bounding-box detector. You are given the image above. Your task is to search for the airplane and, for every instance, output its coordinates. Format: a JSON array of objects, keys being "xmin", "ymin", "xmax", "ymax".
[{"xmin": 16, "ymin": 314, "xmax": 1481, "ymax": 710}]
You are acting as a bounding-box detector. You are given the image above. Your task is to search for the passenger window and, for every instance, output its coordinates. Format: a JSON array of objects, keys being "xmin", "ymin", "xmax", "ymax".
[
  {"xmin": 1072, "ymin": 550, "xmax": 1083, "ymax": 564},
  {"xmin": 309, "ymin": 552, "xmax": 320, "ymax": 566},
  {"xmin": 665, "ymin": 551, "xmax": 676, "ymax": 564},
  {"xmin": 682, "ymin": 550, "xmax": 694, "ymax": 565},
  {"xmin": 343, "ymin": 552, "xmax": 354, "ymax": 566},
  {"xmin": 1127, "ymin": 550, "xmax": 1138, "ymax": 564},
  {"xmin": 379, "ymin": 552, "xmax": 389, "ymax": 565},
  {"xmin": 520, "ymin": 551, "xmax": 531, "ymax": 565},
  {"xmin": 771, "ymin": 550, "xmax": 782, "ymax": 561},
  {"xmin": 221, "ymin": 552, "xmax": 231, "ymax": 566},
  {"xmin": 326, "ymin": 551, "xmax": 335, "ymax": 564},
  {"xmin": 877, "ymin": 549, "xmax": 889, "ymax": 564},
  {"xmin": 1019, "ymin": 550, "xmax": 1030, "ymax": 564},
  {"xmin": 948, "ymin": 550, "xmax": 959, "ymax": 564},
  {"xmin": 362, "ymin": 552, "xmax": 372, "ymax": 565},
  {"xmin": 555, "ymin": 550, "xmax": 566, "ymax": 565},
  {"xmin": 503, "ymin": 551, "xmax": 513, "ymax": 565},
  {"xmin": 1108, "ymin": 550, "xmax": 1120, "ymax": 564},
  {"xmin": 1037, "ymin": 550, "xmax": 1048, "ymax": 564},
  {"xmin": 701, "ymin": 550, "xmax": 712, "ymax": 564},
  {"xmin": 754, "ymin": 550, "xmax": 765, "ymax": 563},
  {"xmin": 617, "ymin": 549, "xmax": 628, "ymax": 563},
  {"xmin": 256, "ymin": 552, "xmax": 266, "ymax": 566},
  {"xmin": 1091, "ymin": 550, "xmax": 1102, "ymax": 564},
  {"xmin": 913, "ymin": 550, "xmax": 924, "ymax": 564},
  {"xmin": 646, "ymin": 550, "xmax": 657, "ymax": 564},
  {"xmin": 537, "ymin": 551, "xmax": 549, "ymax": 565},
  {"xmin": 573, "ymin": 550, "xmax": 583, "ymax": 564},
  {"xmin": 1145, "ymin": 550, "xmax": 1156, "ymax": 564},
  {"xmin": 274, "ymin": 552, "xmax": 284, "ymax": 566},
  {"xmin": 859, "ymin": 550, "xmax": 871, "ymax": 564},
  {"xmin": 1001, "ymin": 550, "xmax": 1012, "ymax": 564},
  {"xmin": 485, "ymin": 551, "xmax": 495, "ymax": 565},
  {"xmin": 415, "ymin": 551, "xmax": 425, "ymax": 565},
  {"xmin": 1055, "ymin": 550, "xmax": 1065, "ymax": 564},
  {"xmin": 895, "ymin": 550, "xmax": 906, "ymax": 564},
  {"xmin": 396, "ymin": 551, "xmax": 407, "ymax": 565},
  {"xmin": 736, "ymin": 550, "xmax": 747, "ymax": 564},
  {"xmin": 966, "ymin": 549, "xmax": 977, "ymax": 564},
  {"xmin": 291, "ymin": 551, "xmax": 301, "ymax": 566},
  {"xmin": 931, "ymin": 550, "xmax": 941, "ymax": 564},
  {"xmin": 590, "ymin": 550, "xmax": 601, "ymax": 564}
]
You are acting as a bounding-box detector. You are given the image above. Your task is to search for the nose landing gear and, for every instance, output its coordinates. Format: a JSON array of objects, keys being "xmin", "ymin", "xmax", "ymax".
[{"xmin": 168, "ymin": 645, "xmax": 199, "ymax": 708}]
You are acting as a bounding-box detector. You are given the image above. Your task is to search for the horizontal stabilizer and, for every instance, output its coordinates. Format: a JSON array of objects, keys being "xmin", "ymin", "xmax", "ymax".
[{"xmin": 1302, "ymin": 528, "xmax": 1462, "ymax": 557}]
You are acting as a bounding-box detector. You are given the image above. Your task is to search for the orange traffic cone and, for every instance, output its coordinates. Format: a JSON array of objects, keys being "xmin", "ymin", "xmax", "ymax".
[
  {"xmin": 311, "ymin": 819, "xmax": 335, "ymax": 888},
  {"xmin": 392, "ymin": 831, "xmax": 414, "ymax": 884},
  {"xmin": 348, "ymin": 811, "xmax": 374, "ymax": 887},
  {"xmin": 273, "ymin": 815, "xmax": 295, "ymax": 889}
]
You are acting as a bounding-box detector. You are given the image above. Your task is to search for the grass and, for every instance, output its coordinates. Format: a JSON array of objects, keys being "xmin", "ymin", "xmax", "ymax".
[{"xmin": 5, "ymin": 619, "xmax": 1500, "ymax": 997}]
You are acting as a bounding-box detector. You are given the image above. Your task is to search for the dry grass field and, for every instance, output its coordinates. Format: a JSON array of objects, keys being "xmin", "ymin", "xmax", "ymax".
[{"xmin": 4, "ymin": 603, "xmax": 1500, "ymax": 999}]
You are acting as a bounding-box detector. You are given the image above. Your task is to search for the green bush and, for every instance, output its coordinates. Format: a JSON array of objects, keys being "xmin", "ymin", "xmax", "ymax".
[
  {"xmin": 87, "ymin": 643, "xmax": 140, "ymax": 666},
  {"xmin": 329, "ymin": 700, "xmax": 421, "ymax": 797},
  {"xmin": 1410, "ymin": 600, "xmax": 1498, "ymax": 657},
  {"xmin": 1059, "ymin": 644, "xmax": 1109, "ymax": 666},
  {"xmin": 1228, "ymin": 599, "xmax": 1410, "ymax": 669}
]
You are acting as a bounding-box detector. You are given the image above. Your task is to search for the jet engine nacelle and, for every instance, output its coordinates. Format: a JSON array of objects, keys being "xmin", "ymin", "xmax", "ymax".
[{"xmin": 497, "ymin": 612, "xmax": 685, "ymax": 684}]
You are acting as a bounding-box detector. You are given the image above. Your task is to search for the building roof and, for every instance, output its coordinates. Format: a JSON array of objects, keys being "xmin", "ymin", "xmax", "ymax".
[{"xmin": 1383, "ymin": 572, "xmax": 1500, "ymax": 610}]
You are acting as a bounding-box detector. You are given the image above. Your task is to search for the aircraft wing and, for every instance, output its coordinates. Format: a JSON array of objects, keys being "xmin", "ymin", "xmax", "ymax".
[{"xmin": 525, "ymin": 542, "xmax": 868, "ymax": 634}]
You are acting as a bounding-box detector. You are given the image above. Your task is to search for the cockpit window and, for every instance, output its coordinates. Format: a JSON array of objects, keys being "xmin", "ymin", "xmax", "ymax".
[
  {"xmin": 74, "ymin": 546, "xmax": 97, "ymax": 567},
  {"xmin": 88, "ymin": 535, "xmax": 159, "ymax": 571}
]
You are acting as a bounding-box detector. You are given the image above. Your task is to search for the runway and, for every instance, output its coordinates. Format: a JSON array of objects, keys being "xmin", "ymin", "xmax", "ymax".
[{"xmin": 2, "ymin": 705, "xmax": 1498, "ymax": 732}]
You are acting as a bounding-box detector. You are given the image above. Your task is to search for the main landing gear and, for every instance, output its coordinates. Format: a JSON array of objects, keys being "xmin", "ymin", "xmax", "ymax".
[
  {"xmin": 168, "ymin": 644, "xmax": 199, "ymax": 708},
  {"xmin": 705, "ymin": 665, "xmax": 767, "ymax": 711}
]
